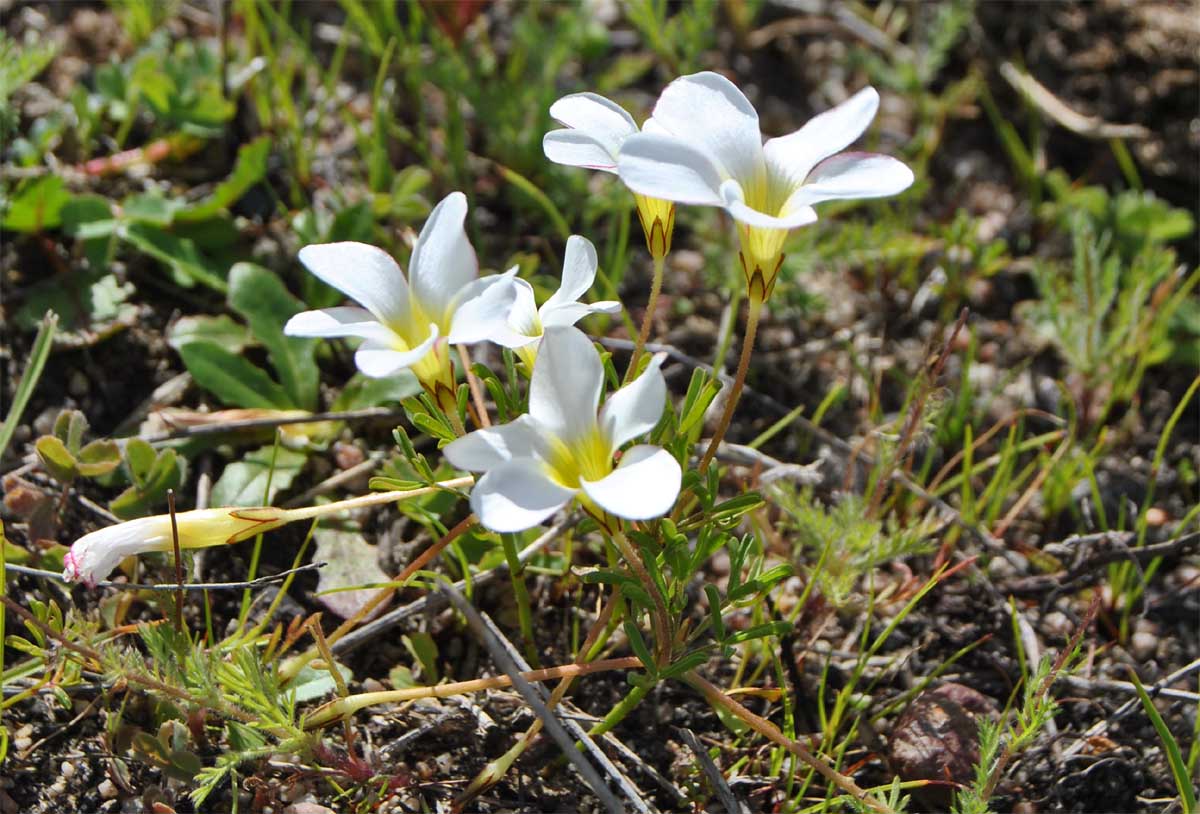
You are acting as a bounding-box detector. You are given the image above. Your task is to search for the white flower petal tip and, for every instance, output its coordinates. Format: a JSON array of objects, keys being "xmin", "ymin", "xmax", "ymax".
[
  {"xmin": 581, "ymin": 446, "xmax": 681, "ymax": 520},
  {"xmin": 544, "ymin": 93, "xmax": 638, "ymax": 172},
  {"xmin": 297, "ymin": 242, "xmax": 410, "ymax": 325},
  {"xmin": 451, "ymin": 326, "xmax": 676, "ymax": 533},
  {"xmin": 469, "ymin": 461, "xmax": 575, "ymax": 533}
]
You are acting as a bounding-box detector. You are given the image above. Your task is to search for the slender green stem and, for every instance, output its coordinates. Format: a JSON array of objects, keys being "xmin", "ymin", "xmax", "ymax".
[
  {"xmin": 610, "ymin": 529, "xmax": 672, "ymax": 666},
  {"xmin": 626, "ymin": 254, "xmax": 666, "ymax": 383},
  {"xmin": 501, "ymin": 532, "xmax": 539, "ymax": 668},
  {"xmin": 699, "ymin": 292, "xmax": 764, "ymax": 473},
  {"xmin": 587, "ymin": 680, "xmax": 653, "ymax": 739}
]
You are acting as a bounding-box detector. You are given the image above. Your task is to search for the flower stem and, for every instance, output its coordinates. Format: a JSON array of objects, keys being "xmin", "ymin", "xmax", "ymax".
[
  {"xmin": 587, "ymin": 679, "xmax": 653, "ymax": 738},
  {"xmin": 610, "ymin": 529, "xmax": 671, "ymax": 667},
  {"xmin": 501, "ymin": 532, "xmax": 539, "ymax": 668},
  {"xmin": 457, "ymin": 344, "xmax": 491, "ymax": 428},
  {"xmin": 684, "ymin": 670, "xmax": 891, "ymax": 813},
  {"xmin": 304, "ymin": 656, "xmax": 642, "ymax": 729},
  {"xmin": 698, "ymin": 291, "xmax": 764, "ymax": 473},
  {"xmin": 625, "ymin": 254, "xmax": 665, "ymax": 383}
]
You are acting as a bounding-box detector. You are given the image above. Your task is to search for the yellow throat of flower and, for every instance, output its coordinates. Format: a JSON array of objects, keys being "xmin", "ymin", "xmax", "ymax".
[
  {"xmin": 736, "ymin": 222, "xmax": 786, "ymax": 303},
  {"xmin": 543, "ymin": 428, "xmax": 612, "ymax": 489},
  {"xmin": 633, "ymin": 194, "xmax": 676, "ymax": 260}
]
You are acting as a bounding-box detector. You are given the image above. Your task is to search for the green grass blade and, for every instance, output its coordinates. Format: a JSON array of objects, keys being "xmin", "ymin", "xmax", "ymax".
[
  {"xmin": 1129, "ymin": 669, "xmax": 1196, "ymax": 814},
  {"xmin": 0, "ymin": 311, "xmax": 57, "ymax": 461}
]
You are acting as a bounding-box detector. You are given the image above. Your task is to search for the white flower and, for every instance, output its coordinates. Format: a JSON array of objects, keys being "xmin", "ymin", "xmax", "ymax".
[
  {"xmin": 617, "ymin": 72, "xmax": 914, "ymax": 297},
  {"xmin": 543, "ymin": 93, "xmax": 676, "ymax": 258},
  {"xmin": 444, "ymin": 325, "xmax": 680, "ymax": 532},
  {"xmin": 504, "ymin": 235, "xmax": 621, "ymax": 370},
  {"xmin": 63, "ymin": 507, "xmax": 287, "ymax": 586},
  {"xmin": 284, "ymin": 192, "xmax": 518, "ymax": 399}
]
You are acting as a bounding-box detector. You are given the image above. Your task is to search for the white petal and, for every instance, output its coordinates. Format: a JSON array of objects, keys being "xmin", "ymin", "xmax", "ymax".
[
  {"xmin": 786, "ymin": 152, "xmax": 914, "ymax": 209},
  {"xmin": 447, "ymin": 275, "xmax": 524, "ymax": 346},
  {"xmin": 598, "ymin": 354, "xmax": 666, "ymax": 451},
  {"xmin": 618, "ymin": 133, "xmax": 725, "ymax": 206},
  {"xmin": 544, "ymin": 235, "xmax": 598, "ymax": 310},
  {"xmin": 550, "ymin": 93, "xmax": 638, "ymax": 144},
  {"xmin": 720, "ymin": 181, "xmax": 818, "ymax": 230},
  {"xmin": 648, "ymin": 71, "xmax": 765, "ymax": 189},
  {"xmin": 505, "ymin": 278, "xmax": 542, "ymax": 339},
  {"xmin": 542, "ymin": 130, "xmax": 620, "ymax": 174},
  {"xmin": 409, "ymin": 191, "xmax": 478, "ymax": 325},
  {"xmin": 298, "ymin": 242, "xmax": 410, "ymax": 325},
  {"xmin": 762, "ymin": 86, "xmax": 880, "ymax": 192},
  {"xmin": 284, "ymin": 307, "xmax": 395, "ymax": 343},
  {"xmin": 63, "ymin": 516, "xmax": 172, "ymax": 585},
  {"xmin": 445, "ymin": 415, "xmax": 546, "ymax": 471},
  {"xmin": 529, "ymin": 325, "xmax": 604, "ymax": 444},
  {"xmin": 470, "ymin": 459, "xmax": 576, "ymax": 533},
  {"xmin": 540, "ymin": 300, "xmax": 622, "ymax": 329},
  {"xmin": 354, "ymin": 324, "xmax": 438, "ymax": 378},
  {"xmin": 580, "ymin": 445, "xmax": 681, "ymax": 520}
]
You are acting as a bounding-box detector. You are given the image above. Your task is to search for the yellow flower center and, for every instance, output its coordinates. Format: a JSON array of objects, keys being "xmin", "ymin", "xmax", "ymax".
[{"xmin": 543, "ymin": 427, "xmax": 613, "ymax": 489}]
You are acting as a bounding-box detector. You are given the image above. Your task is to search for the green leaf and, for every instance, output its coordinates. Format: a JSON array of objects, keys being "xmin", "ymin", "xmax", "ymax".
[
  {"xmin": 120, "ymin": 222, "xmax": 228, "ymax": 292},
  {"xmin": 177, "ymin": 341, "xmax": 294, "ymax": 410},
  {"xmin": 1, "ymin": 175, "xmax": 70, "ymax": 232},
  {"xmin": 210, "ymin": 445, "xmax": 306, "ymax": 507},
  {"xmin": 60, "ymin": 194, "xmax": 116, "ymax": 269},
  {"xmin": 176, "ymin": 137, "xmax": 271, "ymax": 222},
  {"xmin": 110, "ymin": 447, "xmax": 184, "ymax": 519},
  {"xmin": 122, "ymin": 191, "xmax": 179, "ymax": 226},
  {"xmin": 166, "ymin": 314, "xmax": 252, "ymax": 354},
  {"xmin": 35, "ymin": 435, "xmax": 77, "ymax": 482},
  {"xmin": 622, "ymin": 620, "xmax": 657, "ymax": 678},
  {"xmin": 76, "ymin": 439, "xmax": 121, "ymax": 477},
  {"xmin": 331, "ymin": 372, "xmax": 421, "ymax": 411},
  {"xmin": 227, "ymin": 263, "xmax": 319, "ymax": 410},
  {"xmin": 1129, "ymin": 669, "xmax": 1197, "ymax": 814},
  {"xmin": 53, "ymin": 409, "xmax": 87, "ymax": 453}
]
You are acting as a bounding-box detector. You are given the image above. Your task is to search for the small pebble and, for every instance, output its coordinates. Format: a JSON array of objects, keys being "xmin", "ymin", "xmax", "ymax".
[
  {"xmin": 1130, "ymin": 630, "xmax": 1157, "ymax": 661},
  {"xmin": 1144, "ymin": 507, "xmax": 1168, "ymax": 527},
  {"xmin": 1041, "ymin": 611, "xmax": 1073, "ymax": 640},
  {"xmin": 60, "ymin": 761, "xmax": 75, "ymax": 779},
  {"xmin": 98, "ymin": 779, "xmax": 118, "ymax": 800}
]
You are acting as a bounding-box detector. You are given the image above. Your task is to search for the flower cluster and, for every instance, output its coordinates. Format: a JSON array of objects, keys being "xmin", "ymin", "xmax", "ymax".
[{"xmin": 65, "ymin": 71, "xmax": 912, "ymax": 579}]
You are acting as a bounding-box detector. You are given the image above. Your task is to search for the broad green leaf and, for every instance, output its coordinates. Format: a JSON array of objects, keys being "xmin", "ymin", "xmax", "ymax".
[
  {"xmin": 1, "ymin": 175, "xmax": 70, "ymax": 232},
  {"xmin": 122, "ymin": 191, "xmax": 179, "ymax": 226},
  {"xmin": 110, "ymin": 446, "xmax": 184, "ymax": 519},
  {"xmin": 210, "ymin": 445, "xmax": 306, "ymax": 507},
  {"xmin": 13, "ymin": 270, "xmax": 134, "ymax": 331},
  {"xmin": 228, "ymin": 263, "xmax": 318, "ymax": 410},
  {"xmin": 76, "ymin": 439, "xmax": 121, "ymax": 477},
  {"xmin": 176, "ymin": 137, "xmax": 271, "ymax": 222},
  {"xmin": 177, "ymin": 341, "xmax": 293, "ymax": 410},
  {"xmin": 123, "ymin": 438, "xmax": 158, "ymax": 486},
  {"xmin": 166, "ymin": 315, "xmax": 252, "ymax": 354},
  {"xmin": 120, "ymin": 222, "xmax": 227, "ymax": 291},
  {"xmin": 35, "ymin": 435, "xmax": 77, "ymax": 482},
  {"xmin": 61, "ymin": 195, "xmax": 116, "ymax": 268},
  {"xmin": 331, "ymin": 372, "xmax": 420, "ymax": 411}
]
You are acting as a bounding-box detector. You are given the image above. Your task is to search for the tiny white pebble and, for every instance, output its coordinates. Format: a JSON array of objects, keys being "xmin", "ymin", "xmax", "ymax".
[
  {"xmin": 60, "ymin": 761, "xmax": 75, "ymax": 779},
  {"xmin": 98, "ymin": 780, "xmax": 118, "ymax": 800},
  {"xmin": 13, "ymin": 738, "xmax": 31, "ymax": 752}
]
